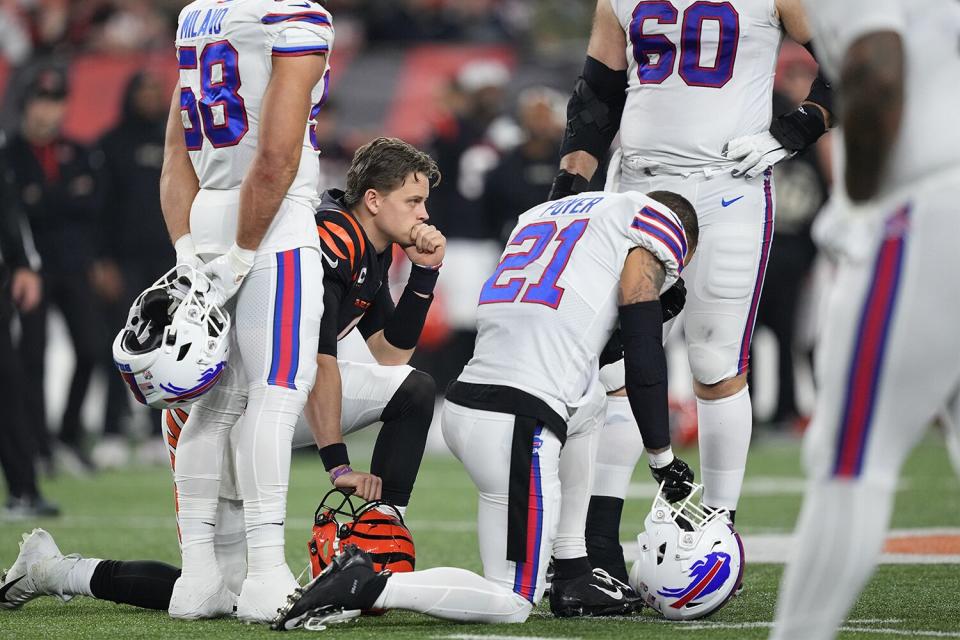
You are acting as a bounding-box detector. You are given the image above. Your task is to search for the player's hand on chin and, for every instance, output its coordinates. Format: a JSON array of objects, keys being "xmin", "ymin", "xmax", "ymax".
[
  {"xmin": 333, "ymin": 468, "xmax": 383, "ymax": 501},
  {"xmin": 404, "ymin": 223, "xmax": 445, "ymax": 268}
]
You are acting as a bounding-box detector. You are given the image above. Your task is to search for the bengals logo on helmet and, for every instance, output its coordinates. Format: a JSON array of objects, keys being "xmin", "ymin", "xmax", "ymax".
[{"xmin": 308, "ymin": 489, "xmax": 415, "ymax": 580}]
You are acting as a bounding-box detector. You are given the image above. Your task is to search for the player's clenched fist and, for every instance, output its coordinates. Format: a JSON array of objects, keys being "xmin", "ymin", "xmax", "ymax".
[{"xmin": 405, "ymin": 223, "xmax": 445, "ymax": 268}]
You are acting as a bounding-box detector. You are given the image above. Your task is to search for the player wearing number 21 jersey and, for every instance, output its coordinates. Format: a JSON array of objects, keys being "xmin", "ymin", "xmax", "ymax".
[
  {"xmin": 272, "ymin": 190, "xmax": 701, "ymax": 629},
  {"xmin": 160, "ymin": 0, "xmax": 333, "ymax": 624}
]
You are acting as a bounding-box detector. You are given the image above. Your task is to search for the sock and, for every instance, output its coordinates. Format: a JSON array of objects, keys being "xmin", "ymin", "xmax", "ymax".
[
  {"xmin": 60, "ymin": 557, "xmax": 100, "ymax": 598},
  {"xmin": 373, "ymin": 371, "xmax": 435, "ymax": 507},
  {"xmin": 552, "ymin": 556, "xmax": 591, "ymax": 581},
  {"xmin": 554, "ymin": 427, "xmax": 598, "ymax": 561},
  {"xmin": 233, "ymin": 385, "xmax": 302, "ymax": 578},
  {"xmin": 173, "ymin": 370, "xmax": 244, "ymax": 581},
  {"xmin": 373, "ymin": 568, "xmax": 532, "ymax": 624},
  {"xmin": 214, "ymin": 497, "xmax": 247, "ymax": 595},
  {"xmin": 772, "ymin": 479, "xmax": 893, "ymax": 640},
  {"xmin": 585, "ymin": 496, "xmax": 629, "ymax": 584},
  {"xmin": 89, "ymin": 560, "xmax": 181, "ymax": 610},
  {"xmin": 593, "ymin": 395, "xmax": 644, "ymax": 499},
  {"xmin": 697, "ymin": 385, "xmax": 752, "ymax": 510}
]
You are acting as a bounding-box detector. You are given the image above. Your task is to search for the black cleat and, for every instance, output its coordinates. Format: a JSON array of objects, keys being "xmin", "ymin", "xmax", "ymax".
[
  {"xmin": 271, "ymin": 545, "xmax": 389, "ymax": 631},
  {"xmin": 549, "ymin": 568, "xmax": 642, "ymax": 618}
]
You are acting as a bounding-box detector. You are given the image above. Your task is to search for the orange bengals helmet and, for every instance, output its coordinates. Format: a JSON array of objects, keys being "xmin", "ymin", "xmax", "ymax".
[{"xmin": 308, "ymin": 489, "xmax": 415, "ymax": 580}]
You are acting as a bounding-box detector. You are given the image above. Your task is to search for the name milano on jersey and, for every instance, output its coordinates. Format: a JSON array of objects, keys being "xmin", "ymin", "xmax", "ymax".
[
  {"xmin": 175, "ymin": 0, "xmax": 334, "ymax": 200},
  {"xmin": 459, "ymin": 192, "xmax": 687, "ymax": 420},
  {"xmin": 611, "ymin": 0, "xmax": 782, "ymax": 170}
]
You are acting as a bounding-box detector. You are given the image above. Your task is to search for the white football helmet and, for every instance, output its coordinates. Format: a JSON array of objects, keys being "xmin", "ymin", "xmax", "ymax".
[
  {"xmin": 113, "ymin": 265, "xmax": 230, "ymax": 409},
  {"xmin": 628, "ymin": 482, "xmax": 744, "ymax": 620}
]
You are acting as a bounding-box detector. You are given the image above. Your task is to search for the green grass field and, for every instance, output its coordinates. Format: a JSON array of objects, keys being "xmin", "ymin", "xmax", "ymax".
[{"xmin": 1, "ymin": 431, "xmax": 959, "ymax": 639}]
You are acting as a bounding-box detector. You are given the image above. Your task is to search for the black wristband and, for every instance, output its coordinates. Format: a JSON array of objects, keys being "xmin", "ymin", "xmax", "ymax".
[
  {"xmin": 318, "ymin": 442, "xmax": 350, "ymax": 471},
  {"xmin": 548, "ymin": 170, "xmax": 592, "ymax": 201},
  {"xmin": 383, "ymin": 286, "xmax": 434, "ymax": 350},
  {"xmin": 770, "ymin": 104, "xmax": 827, "ymax": 152},
  {"xmin": 406, "ymin": 263, "xmax": 440, "ymax": 295}
]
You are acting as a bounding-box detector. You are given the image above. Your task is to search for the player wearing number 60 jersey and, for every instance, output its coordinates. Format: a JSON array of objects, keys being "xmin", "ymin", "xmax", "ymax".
[
  {"xmin": 549, "ymin": 0, "xmax": 835, "ymax": 585},
  {"xmin": 159, "ymin": 0, "xmax": 333, "ymax": 624}
]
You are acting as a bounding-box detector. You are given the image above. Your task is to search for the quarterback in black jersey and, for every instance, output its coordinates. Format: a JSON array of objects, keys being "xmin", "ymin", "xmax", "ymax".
[{"xmin": 304, "ymin": 137, "xmax": 445, "ymax": 512}]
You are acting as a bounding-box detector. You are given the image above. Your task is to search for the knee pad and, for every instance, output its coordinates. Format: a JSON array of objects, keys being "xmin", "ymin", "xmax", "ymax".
[{"xmin": 686, "ymin": 339, "xmax": 738, "ymax": 386}]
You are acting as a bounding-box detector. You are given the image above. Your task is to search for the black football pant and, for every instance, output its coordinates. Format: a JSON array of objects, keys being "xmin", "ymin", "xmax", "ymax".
[{"xmin": 0, "ymin": 287, "xmax": 40, "ymax": 499}]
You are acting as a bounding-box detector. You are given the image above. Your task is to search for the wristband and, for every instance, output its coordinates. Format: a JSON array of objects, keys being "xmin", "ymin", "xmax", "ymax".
[
  {"xmin": 330, "ymin": 465, "xmax": 353, "ymax": 483},
  {"xmin": 174, "ymin": 234, "xmax": 197, "ymax": 265},
  {"xmin": 383, "ymin": 286, "xmax": 434, "ymax": 350},
  {"xmin": 318, "ymin": 442, "xmax": 350, "ymax": 471},
  {"xmin": 406, "ymin": 262, "xmax": 441, "ymax": 295},
  {"xmin": 648, "ymin": 448, "xmax": 674, "ymax": 469}
]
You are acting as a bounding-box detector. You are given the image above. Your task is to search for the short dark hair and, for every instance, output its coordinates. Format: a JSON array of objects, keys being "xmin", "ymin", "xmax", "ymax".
[
  {"xmin": 646, "ymin": 190, "xmax": 699, "ymax": 253},
  {"xmin": 343, "ymin": 137, "xmax": 441, "ymax": 209}
]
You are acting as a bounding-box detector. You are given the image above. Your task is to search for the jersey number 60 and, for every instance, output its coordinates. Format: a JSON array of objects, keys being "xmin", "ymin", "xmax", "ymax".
[
  {"xmin": 179, "ymin": 41, "xmax": 249, "ymax": 150},
  {"xmin": 630, "ymin": 0, "xmax": 739, "ymax": 88}
]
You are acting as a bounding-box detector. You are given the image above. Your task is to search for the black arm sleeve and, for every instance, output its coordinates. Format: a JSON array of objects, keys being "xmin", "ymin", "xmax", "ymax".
[
  {"xmin": 619, "ymin": 301, "xmax": 670, "ymax": 451},
  {"xmin": 317, "ymin": 274, "xmax": 347, "ymax": 356}
]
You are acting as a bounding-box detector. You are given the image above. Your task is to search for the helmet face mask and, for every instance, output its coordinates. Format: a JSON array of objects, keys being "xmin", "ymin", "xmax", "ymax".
[
  {"xmin": 628, "ymin": 482, "xmax": 745, "ymax": 620},
  {"xmin": 113, "ymin": 265, "xmax": 230, "ymax": 409}
]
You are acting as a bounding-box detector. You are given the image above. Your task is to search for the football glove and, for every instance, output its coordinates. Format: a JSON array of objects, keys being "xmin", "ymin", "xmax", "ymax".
[
  {"xmin": 548, "ymin": 169, "xmax": 592, "ymax": 201},
  {"xmin": 174, "ymin": 233, "xmax": 203, "ymax": 270},
  {"xmin": 649, "ymin": 456, "xmax": 695, "ymax": 503},
  {"xmin": 660, "ymin": 278, "xmax": 686, "ymax": 322},
  {"xmin": 723, "ymin": 131, "xmax": 793, "ymax": 179},
  {"xmin": 200, "ymin": 243, "xmax": 255, "ymax": 307}
]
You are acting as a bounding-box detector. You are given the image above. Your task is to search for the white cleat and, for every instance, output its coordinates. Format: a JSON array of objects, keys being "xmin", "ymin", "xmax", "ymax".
[
  {"xmin": 236, "ymin": 567, "xmax": 299, "ymax": 624},
  {"xmin": 0, "ymin": 529, "xmax": 77, "ymax": 609},
  {"xmin": 168, "ymin": 576, "xmax": 237, "ymax": 620}
]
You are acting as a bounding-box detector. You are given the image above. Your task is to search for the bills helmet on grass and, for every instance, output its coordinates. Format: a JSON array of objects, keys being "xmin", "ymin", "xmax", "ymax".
[
  {"xmin": 113, "ymin": 265, "xmax": 229, "ymax": 409},
  {"xmin": 629, "ymin": 482, "xmax": 745, "ymax": 620}
]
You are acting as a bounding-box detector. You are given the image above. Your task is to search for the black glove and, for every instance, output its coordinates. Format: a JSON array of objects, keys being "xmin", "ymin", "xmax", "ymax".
[
  {"xmin": 659, "ymin": 278, "xmax": 686, "ymax": 322},
  {"xmin": 649, "ymin": 456, "xmax": 694, "ymax": 503},
  {"xmin": 548, "ymin": 169, "xmax": 591, "ymax": 201},
  {"xmin": 599, "ymin": 329, "xmax": 623, "ymax": 368}
]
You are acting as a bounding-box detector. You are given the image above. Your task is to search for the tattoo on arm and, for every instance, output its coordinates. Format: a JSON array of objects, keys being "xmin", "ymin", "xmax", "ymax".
[
  {"xmin": 620, "ymin": 248, "xmax": 666, "ymax": 305},
  {"xmin": 841, "ymin": 32, "xmax": 904, "ymax": 202}
]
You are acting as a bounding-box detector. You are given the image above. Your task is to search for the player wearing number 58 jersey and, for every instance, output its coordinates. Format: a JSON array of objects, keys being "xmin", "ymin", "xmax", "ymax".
[
  {"xmin": 549, "ymin": 0, "xmax": 835, "ymax": 584},
  {"xmin": 272, "ymin": 190, "xmax": 701, "ymax": 629},
  {"xmin": 159, "ymin": 0, "xmax": 333, "ymax": 624}
]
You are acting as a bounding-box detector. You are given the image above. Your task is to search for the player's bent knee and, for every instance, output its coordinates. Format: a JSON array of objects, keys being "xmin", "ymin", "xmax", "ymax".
[
  {"xmin": 382, "ymin": 369, "xmax": 436, "ymax": 425},
  {"xmin": 692, "ymin": 373, "xmax": 747, "ymax": 401}
]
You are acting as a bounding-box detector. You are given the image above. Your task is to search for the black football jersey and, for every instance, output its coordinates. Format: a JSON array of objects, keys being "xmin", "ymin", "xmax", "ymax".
[{"xmin": 315, "ymin": 190, "xmax": 394, "ymax": 356}]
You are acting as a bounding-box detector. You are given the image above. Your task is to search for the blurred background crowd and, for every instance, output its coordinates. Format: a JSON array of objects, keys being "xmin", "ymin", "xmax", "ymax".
[{"xmin": 0, "ymin": 0, "xmax": 832, "ymax": 517}]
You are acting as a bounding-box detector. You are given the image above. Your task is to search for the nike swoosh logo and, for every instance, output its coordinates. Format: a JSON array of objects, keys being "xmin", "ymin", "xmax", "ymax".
[
  {"xmin": 721, "ymin": 196, "xmax": 744, "ymax": 207},
  {"xmin": 591, "ymin": 583, "xmax": 624, "ymax": 600},
  {"xmin": 321, "ymin": 253, "xmax": 339, "ymax": 269},
  {"xmin": 0, "ymin": 576, "xmax": 25, "ymax": 603}
]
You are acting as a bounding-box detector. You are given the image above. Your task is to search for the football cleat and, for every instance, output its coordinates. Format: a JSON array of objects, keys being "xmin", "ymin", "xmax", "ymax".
[
  {"xmin": 235, "ymin": 567, "xmax": 299, "ymax": 624},
  {"xmin": 272, "ymin": 545, "xmax": 389, "ymax": 631},
  {"xmin": 0, "ymin": 529, "xmax": 78, "ymax": 609},
  {"xmin": 168, "ymin": 576, "xmax": 237, "ymax": 620},
  {"xmin": 549, "ymin": 567, "xmax": 643, "ymax": 618}
]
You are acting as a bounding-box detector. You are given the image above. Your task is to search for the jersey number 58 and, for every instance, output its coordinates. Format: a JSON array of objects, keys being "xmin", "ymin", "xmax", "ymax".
[{"xmin": 178, "ymin": 41, "xmax": 249, "ymax": 149}]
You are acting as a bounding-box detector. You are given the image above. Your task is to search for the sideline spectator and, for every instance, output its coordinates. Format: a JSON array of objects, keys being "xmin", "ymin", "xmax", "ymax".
[{"xmin": 6, "ymin": 67, "xmax": 106, "ymax": 473}]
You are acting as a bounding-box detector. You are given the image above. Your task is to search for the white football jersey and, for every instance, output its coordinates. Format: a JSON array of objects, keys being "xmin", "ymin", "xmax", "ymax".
[
  {"xmin": 803, "ymin": 0, "xmax": 960, "ymax": 194},
  {"xmin": 610, "ymin": 0, "xmax": 782, "ymax": 170},
  {"xmin": 175, "ymin": 0, "xmax": 333, "ymax": 253},
  {"xmin": 459, "ymin": 192, "xmax": 687, "ymax": 419}
]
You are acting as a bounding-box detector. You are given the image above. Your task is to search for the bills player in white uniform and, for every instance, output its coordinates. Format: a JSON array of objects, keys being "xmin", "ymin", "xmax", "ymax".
[
  {"xmin": 771, "ymin": 2, "xmax": 960, "ymax": 638},
  {"xmin": 158, "ymin": 0, "xmax": 333, "ymax": 622},
  {"xmin": 548, "ymin": 0, "xmax": 835, "ymax": 582},
  {"xmin": 272, "ymin": 190, "xmax": 700, "ymax": 629}
]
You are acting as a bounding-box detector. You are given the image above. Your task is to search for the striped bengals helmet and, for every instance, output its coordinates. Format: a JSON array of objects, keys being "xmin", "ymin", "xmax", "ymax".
[{"xmin": 308, "ymin": 490, "xmax": 415, "ymax": 579}]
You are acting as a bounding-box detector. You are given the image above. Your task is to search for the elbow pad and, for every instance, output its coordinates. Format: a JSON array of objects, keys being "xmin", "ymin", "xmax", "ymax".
[{"xmin": 559, "ymin": 56, "xmax": 628, "ymax": 161}]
